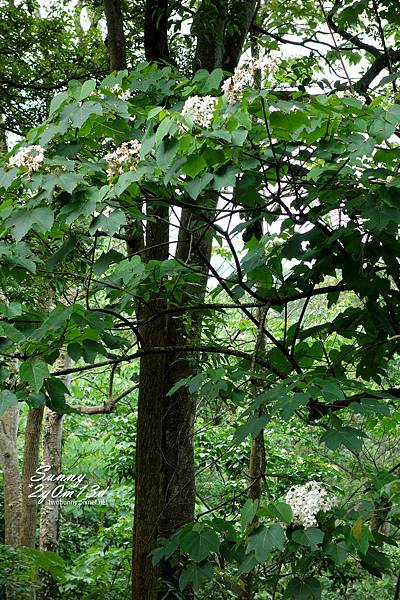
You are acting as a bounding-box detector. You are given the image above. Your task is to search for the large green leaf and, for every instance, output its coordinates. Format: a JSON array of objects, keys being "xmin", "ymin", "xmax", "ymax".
[
  {"xmin": 247, "ymin": 523, "xmax": 285, "ymax": 562},
  {"xmin": 19, "ymin": 359, "xmax": 50, "ymax": 393},
  {"xmin": 180, "ymin": 527, "xmax": 220, "ymax": 562}
]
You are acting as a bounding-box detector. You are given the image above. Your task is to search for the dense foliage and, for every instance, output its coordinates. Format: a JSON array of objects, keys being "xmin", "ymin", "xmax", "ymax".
[{"xmin": 0, "ymin": 0, "xmax": 399, "ymax": 598}]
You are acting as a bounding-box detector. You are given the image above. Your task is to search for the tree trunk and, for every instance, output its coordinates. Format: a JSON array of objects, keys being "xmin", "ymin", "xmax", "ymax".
[
  {"xmin": 39, "ymin": 409, "xmax": 64, "ymax": 553},
  {"xmin": 238, "ymin": 306, "xmax": 267, "ymax": 600},
  {"xmin": 20, "ymin": 406, "xmax": 44, "ymax": 547},
  {"xmin": 144, "ymin": 0, "xmax": 172, "ymax": 63},
  {"xmin": 39, "ymin": 351, "xmax": 71, "ymax": 552},
  {"xmin": 157, "ymin": 0, "xmax": 258, "ymax": 589},
  {"xmin": 132, "ymin": 204, "xmax": 169, "ymax": 600},
  {"xmin": 103, "ymin": 0, "xmax": 126, "ymax": 71},
  {"xmin": 158, "ymin": 207, "xmax": 214, "ymax": 598},
  {"xmin": 133, "ymin": 2, "xmax": 258, "ymax": 596},
  {"xmin": 0, "ymin": 405, "xmax": 22, "ymax": 546},
  {"xmin": 38, "ymin": 351, "xmax": 71, "ymax": 600}
]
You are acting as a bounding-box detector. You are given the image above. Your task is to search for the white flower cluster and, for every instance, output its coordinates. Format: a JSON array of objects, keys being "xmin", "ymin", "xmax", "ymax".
[
  {"xmin": 181, "ymin": 95, "xmax": 217, "ymax": 127},
  {"xmin": 104, "ymin": 139, "xmax": 141, "ymax": 180},
  {"xmin": 110, "ymin": 84, "xmax": 131, "ymax": 101},
  {"xmin": 285, "ymin": 481, "xmax": 336, "ymax": 528},
  {"xmin": 336, "ymin": 89, "xmax": 364, "ymax": 102},
  {"xmin": 8, "ymin": 145, "xmax": 45, "ymax": 176},
  {"xmin": 222, "ymin": 53, "xmax": 281, "ymax": 104}
]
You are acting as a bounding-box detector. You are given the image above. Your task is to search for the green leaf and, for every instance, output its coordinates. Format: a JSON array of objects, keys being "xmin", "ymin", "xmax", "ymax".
[
  {"xmin": 235, "ymin": 413, "xmax": 269, "ymax": 444},
  {"xmin": 0, "ymin": 302, "xmax": 22, "ymax": 318},
  {"xmin": 79, "ymin": 79, "xmax": 97, "ymax": 100},
  {"xmin": 186, "ymin": 173, "xmax": 213, "ymax": 200},
  {"xmin": 325, "ymin": 541, "xmax": 348, "ymax": 564},
  {"xmin": 0, "ymin": 167, "xmax": 18, "ymax": 190},
  {"xmin": 0, "ymin": 390, "xmax": 18, "ymax": 416},
  {"xmin": 237, "ymin": 552, "xmax": 258, "ymax": 576},
  {"xmin": 292, "ymin": 527, "xmax": 324, "ymax": 548},
  {"xmin": 71, "ymin": 101, "xmax": 102, "ymax": 129},
  {"xmin": 360, "ymin": 547, "xmax": 392, "ymax": 576},
  {"xmin": 89, "ymin": 210, "xmax": 127, "ymax": 235},
  {"xmin": 19, "ymin": 359, "xmax": 50, "ymax": 393},
  {"xmin": 44, "ymin": 377, "xmax": 74, "ymax": 414},
  {"xmin": 285, "ymin": 577, "xmax": 321, "ymax": 600},
  {"xmin": 180, "ymin": 527, "xmax": 220, "ymax": 562},
  {"xmin": 49, "ymin": 91, "xmax": 69, "ymax": 115},
  {"xmin": 151, "ymin": 535, "xmax": 180, "ymax": 565},
  {"xmin": 322, "ymin": 426, "xmax": 366, "ymax": 451},
  {"xmin": 93, "ymin": 250, "xmax": 124, "ymax": 276},
  {"xmin": 247, "ymin": 523, "xmax": 285, "ymax": 562},
  {"xmin": 262, "ymin": 501, "xmax": 293, "ymax": 525},
  {"xmin": 240, "ymin": 499, "xmax": 259, "ymax": 529},
  {"xmin": 179, "ymin": 561, "xmax": 213, "ymax": 591},
  {"xmin": 45, "ymin": 236, "xmax": 77, "ymax": 270},
  {"xmin": 155, "ymin": 116, "xmax": 174, "ymax": 146},
  {"xmin": 6, "ymin": 207, "xmax": 54, "ymax": 241},
  {"xmin": 184, "ymin": 155, "xmax": 207, "ymax": 178},
  {"xmin": 203, "ymin": 69, "xmax": 223, "ymax": 92},
  {"xmin": 20, "ymin": 548, "xmax": 65, "ymax": 580}
]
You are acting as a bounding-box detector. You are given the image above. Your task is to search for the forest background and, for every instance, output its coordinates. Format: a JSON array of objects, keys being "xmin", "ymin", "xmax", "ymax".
[{"xmin": 0, "ymin": 0, "xmax": 399, "ymax": 598}]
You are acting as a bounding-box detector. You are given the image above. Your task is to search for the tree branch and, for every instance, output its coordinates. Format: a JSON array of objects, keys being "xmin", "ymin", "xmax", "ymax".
[
  {"xmin": 53, "ymin": 345, "xmax": 278, "ymax": 377},
  {"xmin": 75, "ymin": 384, "xmax": 139, "ymax": 414}
]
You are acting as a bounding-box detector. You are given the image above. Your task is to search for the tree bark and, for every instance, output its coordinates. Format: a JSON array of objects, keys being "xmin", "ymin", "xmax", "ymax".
[
  {"xmin": 19, "ymin": 406, "xmax": 44, "ymax": 547},
  {"xmin": 239, "ymin": 306, "xmax": 267, "ymax": 600},
  {"xmin": 132, "ymin": 204, "xmax": 169, "ymax": 600},
  {"xmin": 158, "ymin": 207, "xmax": 215, "ymax": 598},
  {"xmin": 156, "ymin": 0, "xmax": 258, "ymax": 592},
  {"xmin": 0, "ymin": 405, "xmax": 22, "ymax": 546},
  {"xmin": 103, "ymin": 0, "xmax": 127, "ymax": 71},
  {"xmin": 39, "ymin": 351, "xmax": 71, "ymax": 553},
  {"xmin": 193, "ymin": 0, "xmax": 227, "ymax": 71},
  {"xmin": 222, "ymin": 0, "xmax": 258, "ymax": 73},
  {"xmin": 144, "ymin": 0, "xmax": 172, "ymax": 63}
]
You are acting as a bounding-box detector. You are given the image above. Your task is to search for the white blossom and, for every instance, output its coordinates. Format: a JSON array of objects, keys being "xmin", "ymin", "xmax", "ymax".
[
  {"xmin": 110, "ymin": 84, "xmax": 132, "ymax": 101},
  {"xmin": 181, "ymin": 95, "xmax": 217, "ymax": 127},
  {"xmin": 336, "ymin": 89, "xmax": 364, "ymax": 102},
  {"xmin": 8, "ymin": 145, "xmax": 45, "ymax": 176},
  {"xmin": 254, "ymin": 52, "xmax": 281, "ymax": 77},
  {"xmin": 222, "ymin": 53, "xmax": 281, "ymax": 104},
  {"xmin": 104, "ymin": 139, "xmax": 141, "ymax": 181},
  {"xmin": 285, "ymin": 481, "xmax": 336, "ymax": 528}
]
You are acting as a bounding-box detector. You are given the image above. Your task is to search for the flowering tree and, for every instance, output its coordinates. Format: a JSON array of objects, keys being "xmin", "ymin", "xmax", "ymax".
[{"xmin": 0, "ymin": 0, "xmax": 400, "ymax": 599}]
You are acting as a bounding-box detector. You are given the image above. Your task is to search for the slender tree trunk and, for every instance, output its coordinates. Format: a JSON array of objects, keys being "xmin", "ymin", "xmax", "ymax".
[
  {"xmin": 19, "ymin": 407, "xmax": 44, "ymax": 547},
  {"xmin": 0, "ymin": 405, "xmax": 22, "ymax": 546},
  {"xmin": 39, "ymin": 351, "xmax": 71, "ymax": 552},
  {"xmin": 39, "ymin": 411, "xmax": 64, "ymax": 552},
  {"xmin": 144, "ymin": 0, "xmax": 171, "ymax": 63},
  {"xmin": 132, "ymin": 204, "xmax": 169, "ymax": 600},
  {"xmin": 238, "ymin": 307, "xmax": 267, "ymax": 600},
  {"xmin": 157, "ymin": 0, "xmax": 258, "ymax": 591},
  {"xmin": 158, "ymin": 207, "xmax": 215, "ymax": 598},
  {"xmin": 103, "ymin": 0, "xmax": 126, "ymax": 71},
  {"xmin": 38, "ymin": 352, "xmax": 71, "ymax": 600}
]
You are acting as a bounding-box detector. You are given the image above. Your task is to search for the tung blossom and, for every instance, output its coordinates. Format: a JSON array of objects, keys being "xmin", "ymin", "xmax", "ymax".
[
  {"xmin": 222, "ymin": 52, "xmax": 281, "ymax": 104},
  {"xmin": 104, "ymin": 139, "xmax": 142, "ymax": 181},
  {"xmin": 285, "ymin": 481, "xmax": 337, "ymax": 528},
  {"xmin": 8, "ymin": 145, "xmax": 45, "ymax": 176},
  {"xmin": 110, "ymin": 84, "xmax": 132, "ymax": 101},
  {"xmin": 181, "ymin": 95, "xmax": 217, "ymax": 128},
  {"xmin": 336, "ymin": 89, "xmax": 365, "ymax": 102}
]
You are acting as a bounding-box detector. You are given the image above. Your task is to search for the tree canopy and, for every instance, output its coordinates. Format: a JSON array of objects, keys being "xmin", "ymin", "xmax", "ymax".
[{"xmin": 0, "ymin": 0, "xmax": 399, "ymax": 599}]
